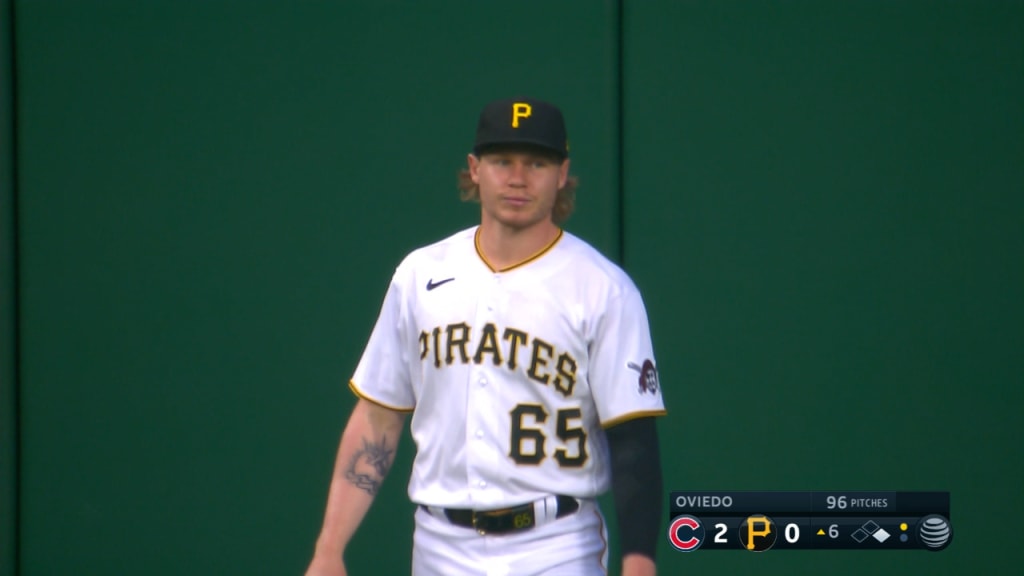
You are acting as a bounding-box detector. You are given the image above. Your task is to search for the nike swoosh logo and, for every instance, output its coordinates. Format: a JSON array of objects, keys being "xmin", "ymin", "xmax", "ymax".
[{"xmin": 426, "ymin": 277, "xmax": 455, "ymax": 291}]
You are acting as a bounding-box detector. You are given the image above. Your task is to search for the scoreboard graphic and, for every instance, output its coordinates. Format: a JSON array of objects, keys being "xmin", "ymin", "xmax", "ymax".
[{"xmin": 667, "ymin": 491, "xmax": 951, "ymax": 552}]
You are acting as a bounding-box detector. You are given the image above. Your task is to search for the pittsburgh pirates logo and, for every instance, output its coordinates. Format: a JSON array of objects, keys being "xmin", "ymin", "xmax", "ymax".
[
  {"xmin": 511, "ymin": 103, "xmax": 531, "ymax": 127},
  {"xmin": 627, "ymin": 359, "xmax": 659, "ymax": 395}
]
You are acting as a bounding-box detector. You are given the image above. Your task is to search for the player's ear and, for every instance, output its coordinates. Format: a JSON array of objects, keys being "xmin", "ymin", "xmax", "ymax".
[
  {"xmin": 558, "ymin": 158, "xmax": 570, "ymax": 189},
  {"xmin": 467, "ymin": 153, "xmax": 481, "ymax": 184}
]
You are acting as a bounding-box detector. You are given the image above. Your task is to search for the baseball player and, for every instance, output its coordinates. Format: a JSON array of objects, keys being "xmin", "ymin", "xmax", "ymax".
[{"xmin": 306, "ymin": 97, "xmax": 666, "ymax": 576}]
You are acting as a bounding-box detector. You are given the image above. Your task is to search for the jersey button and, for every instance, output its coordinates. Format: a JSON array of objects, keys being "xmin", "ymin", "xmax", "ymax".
[
  {"xmin": 478, "ymin": 378, "xmax": 487, "ymax": 386},
  {"xmin": 475, "ymin": 430, "xmax": 484, "ymax": 438},
  {"xmin": 478, "ymin": 480, "xmax": 487, "ymax": 488}
]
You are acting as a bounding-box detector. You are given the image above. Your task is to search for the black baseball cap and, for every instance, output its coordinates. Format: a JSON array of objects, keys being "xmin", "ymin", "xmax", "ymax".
[{"xmin": 472, "ymin": 97, "xmax": 569, "ymax": 159}]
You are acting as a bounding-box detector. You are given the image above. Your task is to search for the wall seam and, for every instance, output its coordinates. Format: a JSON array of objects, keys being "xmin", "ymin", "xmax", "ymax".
[
  {"xmin": 615, "ymin": 0, "xmax": 626, "ymax": 266},
  {"xmin": 5, "ymin": 0, "xmax": 20, "ymax": 573}
]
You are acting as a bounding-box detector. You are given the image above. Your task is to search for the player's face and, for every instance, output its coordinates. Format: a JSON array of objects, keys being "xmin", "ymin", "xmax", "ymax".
[{"xmin": 468, "ymin": 148, "xmax": 569, "ymax": 231}]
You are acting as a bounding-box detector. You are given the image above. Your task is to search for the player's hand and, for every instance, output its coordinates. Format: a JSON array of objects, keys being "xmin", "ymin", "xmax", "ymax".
[
  {"xmin": 621, "ymin": 553, "xmax": 656, "ymax": 576},
  {"xmin": 304, "ymin": 553, "xmax": 346, "ymax": 576}
]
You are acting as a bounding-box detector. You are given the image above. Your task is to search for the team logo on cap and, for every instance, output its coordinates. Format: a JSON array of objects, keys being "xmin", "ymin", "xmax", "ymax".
[
  {"xmin": 627, "ymin": 359, "xmax": 660, "ymax": 395},
  {"xmin": 512, "ymin": 103, "xmax": 531, "ymax": 127}
]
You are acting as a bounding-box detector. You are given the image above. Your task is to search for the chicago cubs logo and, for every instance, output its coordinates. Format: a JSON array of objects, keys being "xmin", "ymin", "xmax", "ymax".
[
  {"xmin": 668, "ymin": 515, "xmax": 705, "ymax": 552},
  {"xmin": 627, "ymin": 359, "xmax": 659, "ymax": 395}
]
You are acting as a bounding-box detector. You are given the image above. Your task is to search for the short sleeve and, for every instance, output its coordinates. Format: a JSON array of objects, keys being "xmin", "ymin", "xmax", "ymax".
[
  {"xmin": 588, "ymin": 285, "xmax": 667, "ymax": 426},
  {"xmin": 349, "ymin": 273, "xmax": 416, "ymax": 411}
]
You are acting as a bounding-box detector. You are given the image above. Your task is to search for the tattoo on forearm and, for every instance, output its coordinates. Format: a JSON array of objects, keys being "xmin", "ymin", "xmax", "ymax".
[{"xmin": 345, "ymin": 434, "xmax": 395, "ymax": 496}]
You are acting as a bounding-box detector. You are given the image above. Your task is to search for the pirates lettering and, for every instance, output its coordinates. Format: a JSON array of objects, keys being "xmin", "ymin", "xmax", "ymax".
[{"xmin": 419, "ymin": 322, "xmax": 577, "ymax": 397}]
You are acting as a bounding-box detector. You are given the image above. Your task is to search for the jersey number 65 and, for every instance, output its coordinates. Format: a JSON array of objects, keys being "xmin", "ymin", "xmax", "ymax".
[{"xmin": 509, "ymin": 404, "xmax": 588, "ymax": 467}]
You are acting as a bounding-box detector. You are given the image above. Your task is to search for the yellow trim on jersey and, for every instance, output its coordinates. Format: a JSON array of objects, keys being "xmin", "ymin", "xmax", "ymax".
[
  {"xmin": 474, "ymin": 227, "xmax": 564, "ymax": 272},
  {"xmin": 347, "ymin": 380, "xmax": 415, "ymax": 413},
  {"xmin": 595, "ymin": 508, "xmax": 609, "ymax": 574},
  {"xmin": 600, "ymin": 409, "xmax": 668, "ymax": 429}
]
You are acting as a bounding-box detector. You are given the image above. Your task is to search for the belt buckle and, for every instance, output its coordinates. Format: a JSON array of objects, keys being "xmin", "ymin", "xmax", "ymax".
[
  {"xmin": 470, "ymin": 505, "xmax": 535, "ymax": 536},
  {"xmin": 513, "ymin": 506, "xmax": 536, "ymax": 531}
]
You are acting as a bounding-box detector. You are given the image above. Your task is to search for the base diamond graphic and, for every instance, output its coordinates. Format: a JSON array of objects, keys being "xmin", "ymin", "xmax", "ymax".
[{"xmin": 872, "ymin": 528, "xmax": 891, "ymax": 543}]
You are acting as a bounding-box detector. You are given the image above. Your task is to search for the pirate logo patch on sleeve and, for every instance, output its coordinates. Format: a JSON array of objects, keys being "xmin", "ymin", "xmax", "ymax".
[{"xmin": 627, "ymin": 359, "xmax": 660, "ymax": 395}]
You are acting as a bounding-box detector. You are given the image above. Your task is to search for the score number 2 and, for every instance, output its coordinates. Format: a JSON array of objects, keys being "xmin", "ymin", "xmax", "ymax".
[{"xmin": 715, "ymin": 523, "xmax": 729, "ymax": 543}]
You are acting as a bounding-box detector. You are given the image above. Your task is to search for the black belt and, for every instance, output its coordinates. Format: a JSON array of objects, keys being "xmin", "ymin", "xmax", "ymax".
[{"xmin": 423, "ymin": 494, "xmax": 580, "ymax": 535}]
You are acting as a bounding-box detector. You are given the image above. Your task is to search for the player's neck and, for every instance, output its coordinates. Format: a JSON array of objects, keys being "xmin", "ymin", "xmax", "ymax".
[{"xmin": 476, "ymin": 220, "xmax": 561, "ymax": 271}]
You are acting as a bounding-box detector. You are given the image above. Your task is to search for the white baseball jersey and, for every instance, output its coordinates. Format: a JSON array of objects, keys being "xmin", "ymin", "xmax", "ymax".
[{"xmin": 350, "ymin": 226, "xmax": 666, "ymax": 509}]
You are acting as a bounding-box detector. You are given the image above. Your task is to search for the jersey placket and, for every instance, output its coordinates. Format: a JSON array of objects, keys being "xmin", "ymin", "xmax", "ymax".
[{"xmin": 464, "ymin": 272, "xmax": 506, "ymax": 506}]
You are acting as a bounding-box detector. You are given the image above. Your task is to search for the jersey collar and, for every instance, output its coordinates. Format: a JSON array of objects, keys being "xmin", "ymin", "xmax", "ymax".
[{"xmin": 474, "ymin": 227, "xmax": 564, "ymax": 273}]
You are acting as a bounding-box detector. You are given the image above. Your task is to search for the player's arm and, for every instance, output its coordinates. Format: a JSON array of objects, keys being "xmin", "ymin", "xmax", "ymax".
[
  {"xmin": 607, "ymin": 416, "xmax": 662, "ymax": 576},
  {"xmin": 306, "ymin": 398, "xmax": 407, "ymax": 575}
]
